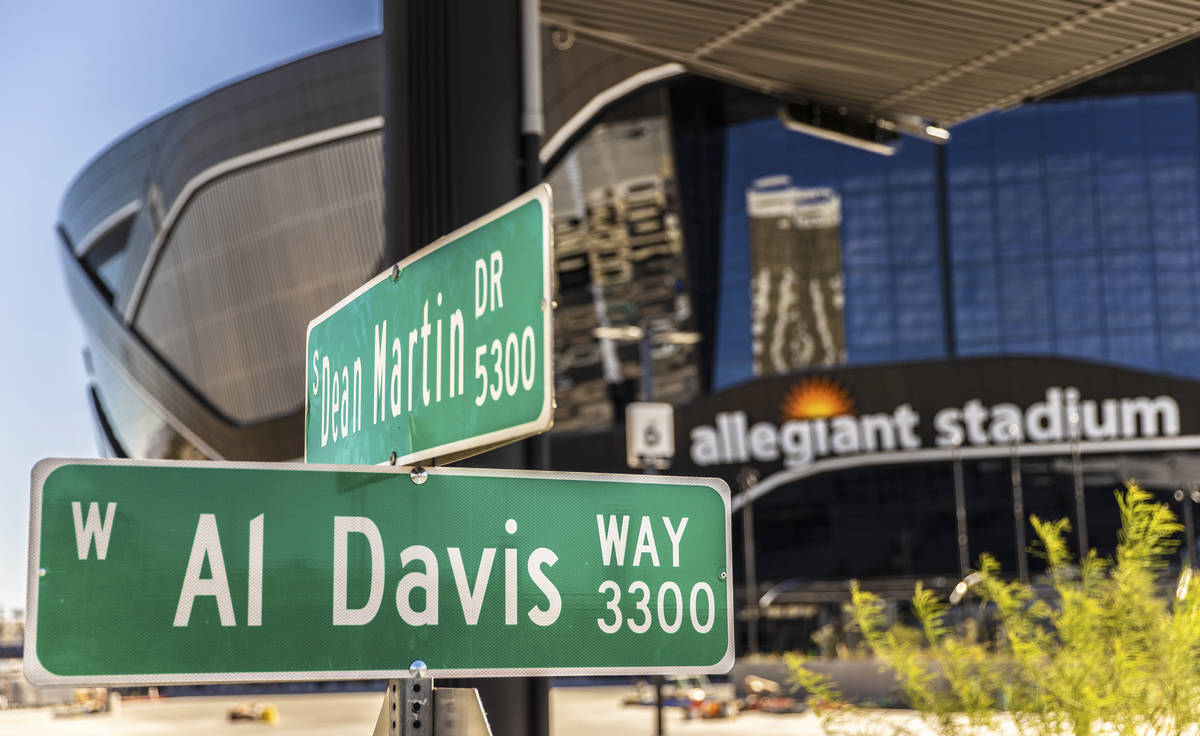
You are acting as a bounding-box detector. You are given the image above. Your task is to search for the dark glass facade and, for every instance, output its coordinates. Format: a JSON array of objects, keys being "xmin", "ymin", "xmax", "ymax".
[
  {"xmin": 545, "ymin": 91, "xmax": 702, "ymax": 432},
  {"xmin": 951, "ymin": 93, "xmax": 1200, "ymax": 370},
  {"xmin": 715, "ymin": 91, "xmax": 1200, "ymax": 388},
  {"xmin": 717, "ymin": 122, "xmax": 943, "ymax": 385}
]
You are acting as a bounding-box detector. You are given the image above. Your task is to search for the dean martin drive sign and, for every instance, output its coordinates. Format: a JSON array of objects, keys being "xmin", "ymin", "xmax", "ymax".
[{"xmin": 305, "ymin": 185, "xmax": 553, "ymax": 466}]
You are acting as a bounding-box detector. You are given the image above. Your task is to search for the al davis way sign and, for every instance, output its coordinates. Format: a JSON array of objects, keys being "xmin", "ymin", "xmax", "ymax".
[
  {"xmin": 306, "ymin": 185, "xmax": 553, "ymax": 466},
  {"xmin": 26, "ymin": 459, "xmax": 732, "ymax": 684}
]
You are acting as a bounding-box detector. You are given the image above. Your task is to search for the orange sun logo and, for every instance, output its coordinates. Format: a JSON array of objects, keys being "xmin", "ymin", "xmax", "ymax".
[{"xmin": 781, "ymin": 377, "xmax": 855, "ymax": 421}]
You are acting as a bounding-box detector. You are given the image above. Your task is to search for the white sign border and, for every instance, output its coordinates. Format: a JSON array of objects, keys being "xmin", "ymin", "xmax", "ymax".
[
  {"xmin": 26, "ymin": 457, "xmax": 734, "ymax": 686},
  {"xmin": 303, "ymin": 184, "xmax": 556, "ymax": 466}
]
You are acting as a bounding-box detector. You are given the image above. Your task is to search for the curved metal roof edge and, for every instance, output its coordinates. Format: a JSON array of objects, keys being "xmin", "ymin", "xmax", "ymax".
[{"xmin": 58, "ymin": 33, "xmax": 381, "ymax": 224}]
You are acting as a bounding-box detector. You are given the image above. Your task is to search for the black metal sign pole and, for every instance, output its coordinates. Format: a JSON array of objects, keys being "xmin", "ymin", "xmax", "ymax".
[
  {"xmin": 739, "ymin": 468, "xmax": 760, "ymax": 656},
  {"xmin": 1008, "ymin": 427, "xmax": 1029, "ymax": 584},
  {"xmin": 1069, "ymin": 412, "xmax": 1088, "ymax": 558},
  {"xmin": 383, "ymin": 2, "xmax": 546, "ymax": 734},
  {"xmin": 951, "ymin": 437, "xmax": 969, "ymax": 577},
  {"xmin": 635, "ymin": 335, "xmax": 666, "ymax": 736},
  {"xmin": 519, "ymin": 3, "xmax": 552, "ymax": 733}
]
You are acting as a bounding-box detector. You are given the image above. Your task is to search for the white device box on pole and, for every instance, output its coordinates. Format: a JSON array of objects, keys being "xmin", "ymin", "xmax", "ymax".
[{"xmin": 626, "ymin": 402, "xmax": 675, "ymax": 469}]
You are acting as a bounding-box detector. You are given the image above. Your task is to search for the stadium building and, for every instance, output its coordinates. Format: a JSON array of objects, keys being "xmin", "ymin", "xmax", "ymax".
[{"xmin": 58, "ymin": 12, "xmax": 1200, "ymax": 653}]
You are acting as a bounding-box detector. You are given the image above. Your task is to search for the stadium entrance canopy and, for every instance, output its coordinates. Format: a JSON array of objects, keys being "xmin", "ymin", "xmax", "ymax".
[{"xmin": 541, "ymin": 0, "xmax": 1200, "ymax": 133}]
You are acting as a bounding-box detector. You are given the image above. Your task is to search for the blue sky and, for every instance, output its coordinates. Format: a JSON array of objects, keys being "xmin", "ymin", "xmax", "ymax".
[{"xmin": 0, "ymin": 0, "xmax": 381, "ymax": 615}]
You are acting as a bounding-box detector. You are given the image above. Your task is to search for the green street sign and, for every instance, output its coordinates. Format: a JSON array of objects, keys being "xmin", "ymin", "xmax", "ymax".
[
  {"xmin": 305, "ymin": 185, "xmax": 553, "ymax": 466},
  {"xmin": 26, "ymin": 459, "xmax": 732, "ymax": 685}
]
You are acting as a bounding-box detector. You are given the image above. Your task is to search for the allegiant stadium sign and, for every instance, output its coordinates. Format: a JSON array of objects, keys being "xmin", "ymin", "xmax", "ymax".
[{"xmin": 688, "ymin": 379, "xmax": 1181, "ymax": 470}]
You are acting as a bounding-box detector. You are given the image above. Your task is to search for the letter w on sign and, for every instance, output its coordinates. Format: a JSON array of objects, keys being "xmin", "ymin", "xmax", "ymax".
[{"xmin": 72, "ymin": 502, "xmax": 116, "ymax": 560}]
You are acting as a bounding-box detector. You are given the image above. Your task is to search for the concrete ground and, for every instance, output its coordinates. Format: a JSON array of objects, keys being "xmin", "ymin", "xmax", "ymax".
[
  {"xmin": 552, "ymin": 685, "xmax": 825, "ymax": 736},
  {"xmin": 0, "ymin": 686, "xmax": 829, "ymax": 736}
]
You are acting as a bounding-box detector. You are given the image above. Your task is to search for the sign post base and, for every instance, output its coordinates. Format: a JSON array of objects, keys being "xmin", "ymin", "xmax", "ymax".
[{"xmin": 373, "ymin": 669, "xmax": 493, "ymax": 736}]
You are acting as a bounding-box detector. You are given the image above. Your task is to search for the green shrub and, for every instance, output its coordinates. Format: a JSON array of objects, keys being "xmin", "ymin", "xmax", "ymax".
[{"xmin": 788, "ymin": 481, "xmax": 1200, "ymax": 735}]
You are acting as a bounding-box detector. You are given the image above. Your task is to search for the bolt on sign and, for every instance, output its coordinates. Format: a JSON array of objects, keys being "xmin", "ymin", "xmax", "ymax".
[
  {"xmin": 25, "ymin": 459, "xmax": 732, "ymax": 684},
  {"xmin": 305, "ymin": 185, "xmax": 553, "ymax": 466}
]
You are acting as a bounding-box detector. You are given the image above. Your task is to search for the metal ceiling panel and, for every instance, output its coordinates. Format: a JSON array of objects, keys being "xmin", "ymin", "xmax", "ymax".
[{"xmin": 542, "ymin": 0, "xmax": 1200, "ymax": 127}]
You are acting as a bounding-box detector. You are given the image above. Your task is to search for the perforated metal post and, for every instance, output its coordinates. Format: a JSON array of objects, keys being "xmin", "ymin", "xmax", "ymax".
[
  {"xmin": 375, "ymin": 681, "xmax": 401, "ymax": 736},
  {"xmin": 374, "ymin": 677, "xmax": 431, "ymax": 736},
  {"xmin": 372, "ymin": 664, "xmax": 494, "ymax": 736},
  {"xmin": 400, "ymin": 665, "xmax": 432, "ymax": 735},
  {"xmin": 373, "ymin": 663, "xmax": 432, "ymax": 736}
]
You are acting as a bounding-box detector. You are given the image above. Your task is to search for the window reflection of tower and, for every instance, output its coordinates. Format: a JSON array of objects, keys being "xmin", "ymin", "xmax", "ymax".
[
  {"xmin": 546, "ymin": 111, "xmax": 699, "ymax": 432},
  {"xmin": 747, "ymin": 176, "xmax": 846, "ymax": 374}
]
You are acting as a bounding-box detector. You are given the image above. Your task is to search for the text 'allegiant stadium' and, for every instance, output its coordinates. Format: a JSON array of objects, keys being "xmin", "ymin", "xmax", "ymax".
[{"xmin": 690, "ymin": 387, "xmax": 1180, "ymax": 468}]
